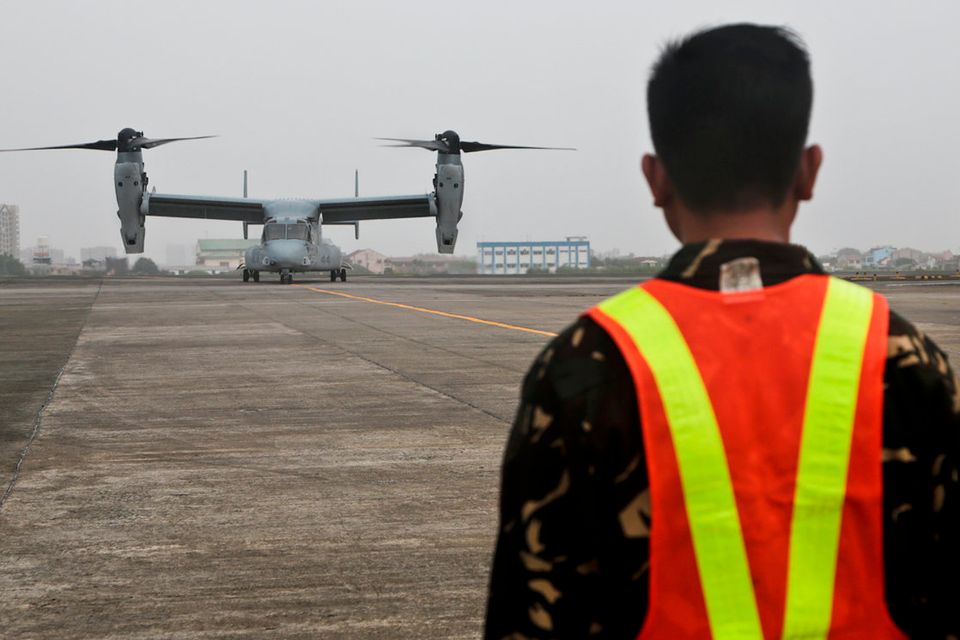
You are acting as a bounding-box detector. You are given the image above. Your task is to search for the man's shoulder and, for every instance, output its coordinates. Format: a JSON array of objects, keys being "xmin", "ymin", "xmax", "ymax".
[
  {"xmin": 523, "ymin": 313, "xmax": 629, "ymax": 403},
  {"xmin": 884, "ymin": 306, "xmax": 960, "ymax": 426},
  {"xmin": 887, "ymin": 308, "xmax": 946, "ymax": 366},
  {"xmin": 505, "ymin": 311, "xmax": 640, "ymax": 469},
  {"xmin": 888, "ymin": 307, "xmax": 953, "ymax": 370}
]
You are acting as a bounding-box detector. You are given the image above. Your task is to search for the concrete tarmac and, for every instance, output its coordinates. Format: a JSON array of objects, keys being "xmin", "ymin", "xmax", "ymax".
[{"xmin": 1, "ymin": 275, "xmax": 958, "ymax": 639}]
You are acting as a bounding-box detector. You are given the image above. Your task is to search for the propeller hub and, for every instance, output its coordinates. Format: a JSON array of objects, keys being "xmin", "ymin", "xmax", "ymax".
[
  {"xmin": 436, "ymin": 130, "xmax": 461, "ymax": 153},
  {"xmin": 118, "ymin": 128, "xmax": 143, "ymax": 152}
]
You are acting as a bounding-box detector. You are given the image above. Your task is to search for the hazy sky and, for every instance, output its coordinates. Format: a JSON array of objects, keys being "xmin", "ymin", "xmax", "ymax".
[{"xmin": 1, "ymin": 0, "xmax": 958, "ymax": 263}]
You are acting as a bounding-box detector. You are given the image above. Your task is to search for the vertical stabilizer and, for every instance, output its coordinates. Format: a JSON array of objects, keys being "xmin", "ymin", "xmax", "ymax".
[{"xmin": 242, "ymin": 170, "xmax": 249, "ymax": 239}]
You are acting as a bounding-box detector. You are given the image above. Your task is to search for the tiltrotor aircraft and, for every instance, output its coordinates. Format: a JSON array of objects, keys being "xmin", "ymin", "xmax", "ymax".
[{"xmin": 1, "ymin": 128, "xmax": 571, "ymax": 283}]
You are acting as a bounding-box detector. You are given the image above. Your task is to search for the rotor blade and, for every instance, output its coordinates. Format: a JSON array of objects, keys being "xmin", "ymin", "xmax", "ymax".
[
  {"xmin": 375, "ymin": 137, "xmax": 448, "ymax": 152},
  {"xmin": 0, "ymin": 139, "xmax": 117, "ymax": 152},
  {"xmin": 460, "ymin": 141, "xmax": 576, "ymax": 153},
  {"xmin": 132, "ymin": 135, "xmax": 217, "ymax": 149}
]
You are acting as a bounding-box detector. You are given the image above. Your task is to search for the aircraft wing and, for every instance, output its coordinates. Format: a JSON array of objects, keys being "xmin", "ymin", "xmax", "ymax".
[
  {"xmin": 141, "ymin": 193, "xmax": 265, "ymax": 223},
  {"xmin": 316, "ymin": 194, "xmax": 436, "ymax": 224}
]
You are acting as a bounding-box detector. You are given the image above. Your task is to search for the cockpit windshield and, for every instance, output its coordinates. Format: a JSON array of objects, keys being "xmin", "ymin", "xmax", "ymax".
[
  {"xmin": 264, "ymin": 224, "xmax": 285, "ymax": 241},
  {"xmin": 263, "ymin": 223, "xmax": 310, "ymax": 241},
  {"xmin": 286, "ymin": 224, "xmax": 309, "ymax": 241}
]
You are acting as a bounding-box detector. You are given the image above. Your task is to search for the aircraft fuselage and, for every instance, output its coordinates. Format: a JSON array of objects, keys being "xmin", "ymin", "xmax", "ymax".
[{"xmin": 243, "ymin": 212, "xmax": 346, "ymax": 284}]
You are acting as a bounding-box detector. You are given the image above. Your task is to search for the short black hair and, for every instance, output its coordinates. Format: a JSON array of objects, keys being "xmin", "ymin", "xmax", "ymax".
[{"xmin": 647, "ymin": 24, "xmax": 813, "ymax": 212}]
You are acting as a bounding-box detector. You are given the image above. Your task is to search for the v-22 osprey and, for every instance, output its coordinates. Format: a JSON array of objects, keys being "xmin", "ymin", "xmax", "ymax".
[{"xmin": 2, "ymin": 129, "xmax": 572, "ymax": 283}]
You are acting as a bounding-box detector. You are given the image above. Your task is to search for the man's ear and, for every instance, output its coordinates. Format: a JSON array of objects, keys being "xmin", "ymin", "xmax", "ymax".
[
  {"xmin": 794, "ymin": 144, "xmax": 823, "ymax": 201},
  {"xmin": 641, "ymin": 154, "xmax": 674, "ymax": 207}
]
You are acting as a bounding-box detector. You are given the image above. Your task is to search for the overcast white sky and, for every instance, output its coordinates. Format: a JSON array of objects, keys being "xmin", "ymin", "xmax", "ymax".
[{"xmin": 1, "ymin": 0, "xmax": 958, "ymax": 263}]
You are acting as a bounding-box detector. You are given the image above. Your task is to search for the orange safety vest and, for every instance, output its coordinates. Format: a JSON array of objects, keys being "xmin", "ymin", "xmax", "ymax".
[{"xmin": 586, "ymin": 275, "xmax": 906, "ymax": 640}]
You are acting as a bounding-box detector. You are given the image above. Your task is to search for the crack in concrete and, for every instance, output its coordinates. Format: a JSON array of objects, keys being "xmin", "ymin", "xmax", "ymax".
[
  {"xmin": 292, "ymin": 294, "xmax": 529, "ymax": 375},
  {"xmin": 0, "ymin": 279, "xmax": 103, "ymax": 511},
  {"xmin": 207, "ymin": 285, "xmax": 513, "ymax": 425}
]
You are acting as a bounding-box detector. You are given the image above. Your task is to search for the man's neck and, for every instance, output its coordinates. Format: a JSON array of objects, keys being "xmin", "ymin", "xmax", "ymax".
[{"xmin": 670, "ymin": 205, "xmax": 796, "ymax": 245}]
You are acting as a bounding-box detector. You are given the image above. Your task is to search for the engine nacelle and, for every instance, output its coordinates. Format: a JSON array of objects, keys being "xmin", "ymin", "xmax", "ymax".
[
  {"xmin": 434, "ymin": 153, "xmax": 463, "ymax": 254},
  {"xmin": 114, "ymin": 159, "xmax": 146, "ymax": 253}
]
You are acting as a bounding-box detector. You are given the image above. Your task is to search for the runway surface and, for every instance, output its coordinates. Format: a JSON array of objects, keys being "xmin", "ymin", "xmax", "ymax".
[{"xmin": 1, "ymin": 275, "xmax": 958, "ymax": 639}]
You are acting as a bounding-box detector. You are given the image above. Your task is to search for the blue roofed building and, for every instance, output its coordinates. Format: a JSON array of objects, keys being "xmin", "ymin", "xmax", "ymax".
[
  {"xmin": 477, "ymin": 237, "xmax": 590, "ymax": 275},
  {"xmin": 864, "ymin": 245, "xmax": 895, "ymax": 268}
]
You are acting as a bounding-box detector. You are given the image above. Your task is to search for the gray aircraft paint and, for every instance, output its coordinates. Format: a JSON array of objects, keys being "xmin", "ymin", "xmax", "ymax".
[
  {"xmin": 434, "ymin": 152, "xmax": 464, "ymax": 252},
  {"xmin": 3, "ymin": 128, "xmax": 570, "ymax": 283},
  {"xmin": 115, "ymin": 150, "xmax": 147, "ymax": 252},
  {"xmin": 113, "ymin": 132, "xmax": 449, "ymax": 282}
]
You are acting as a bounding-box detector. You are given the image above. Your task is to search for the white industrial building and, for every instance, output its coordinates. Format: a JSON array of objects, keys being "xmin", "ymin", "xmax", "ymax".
[{"xmin": 477, "ymin": 238, "xmax": 591, "ymax": 275}]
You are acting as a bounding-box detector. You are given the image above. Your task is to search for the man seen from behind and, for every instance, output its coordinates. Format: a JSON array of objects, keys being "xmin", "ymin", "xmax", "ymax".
[{"xmin": 485, "ymin": 23, "xmax": 959, "ymax": 640}]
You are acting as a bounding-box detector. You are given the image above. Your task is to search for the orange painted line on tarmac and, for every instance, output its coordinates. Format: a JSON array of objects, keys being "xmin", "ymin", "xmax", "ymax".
[{"xmin": 297, "ymin": 285, "xmax": 559, "ymax": 338}]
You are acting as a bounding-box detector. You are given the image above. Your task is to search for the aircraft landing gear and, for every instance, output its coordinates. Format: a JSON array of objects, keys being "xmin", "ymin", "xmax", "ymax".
[
  {"xmin": 330, "ymin": 270, "xmax": 337, "ymax": 282},
  {"xmin": 252, "ymin": 270, "xmax": 260, "ymax": 282},
  {"xmin": 339, "ymin": 268, "xmax": 347, "ymax": 282},
  {"xmin": 242, "ymin": 268, "xmax": 250, "ymax": 282},
  {"xmin": 280, "ymin": 270, "xmax": 293, "ymax": 285}
]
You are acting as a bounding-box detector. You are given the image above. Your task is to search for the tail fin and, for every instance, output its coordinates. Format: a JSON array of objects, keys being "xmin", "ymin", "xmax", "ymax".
[{"xmin": 242, "ymin": 170, "xmax": 249, "ymax": 238}]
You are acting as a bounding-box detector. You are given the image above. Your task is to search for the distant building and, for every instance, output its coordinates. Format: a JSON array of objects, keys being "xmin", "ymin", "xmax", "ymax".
[
  {"xmin": 21, "ymin": 236, "xmax": 65, "ymax": 267},
  {"xmin": 890, "ymin": 247, "xmax": 928, "ymax": 269},
  {"xmin": 894, "ymin": 247, "xmax": 925, "ymax": 262},
  {"xmin": 834, "ymin": 247, "xmax": 863, "ymax": 270},
  {"xmin": 477, "ymin": 238, "xmax": 591, "ymax": 275},
  {"xmin": 196, "ymin": 239, "xmax": 259, "ymax": 270},
  {"xmin": 935, "ymin": 251, "xmax": 959, "ymax": 271},
  {"xmin": 0, "ymin": 204, "xmax": 20, "ymax": 259},
  {"xmin": 34, "ymin": 237, "xmax": 51, "ymax": 265},
  {"xmin": 80, "ymin": 246, "xmax": 117, "ymax": 271},
  {"xmin": 347, "ymin": 249, "xmax": 388, "ymax": 274},
  {"xmin": 864, "ymin": 246, "xmax": 895, "ymax": 268}
]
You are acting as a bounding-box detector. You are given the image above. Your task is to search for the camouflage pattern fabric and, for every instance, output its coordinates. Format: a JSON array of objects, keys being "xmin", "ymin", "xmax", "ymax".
[{"xmin": 485, "ymin": 240, "xmax": 960, "ymax": 640}]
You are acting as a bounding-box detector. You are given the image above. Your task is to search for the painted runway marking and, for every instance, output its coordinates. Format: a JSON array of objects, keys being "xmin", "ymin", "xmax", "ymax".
[{"xmin": 297, "ymin": 286, "xmax": 559, "ymax": 337}]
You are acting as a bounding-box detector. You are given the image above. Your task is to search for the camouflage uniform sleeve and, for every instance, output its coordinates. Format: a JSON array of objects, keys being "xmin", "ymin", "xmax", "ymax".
[
  {"xmin": 484, "ymin": 317, "xmax": 650, "ymax": 640},
  {"xmin": 883, "ymin": 310, "xmax": 960, "ymax": 639}
]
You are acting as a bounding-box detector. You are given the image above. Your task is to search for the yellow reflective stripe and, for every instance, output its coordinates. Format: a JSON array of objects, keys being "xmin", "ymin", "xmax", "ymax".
[
  {"xmin": 782, "ymin": 278, "xmax": 874, "ymax": 639},
  {"xmin": 599, "ymin": 288, "xmax": 764, "ymax": 640}
]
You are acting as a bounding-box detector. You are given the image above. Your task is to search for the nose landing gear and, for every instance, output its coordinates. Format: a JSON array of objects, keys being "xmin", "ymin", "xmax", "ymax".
[
  {"xmin": 330, "ymin": 268, "xmax": 347, "ymax": 282},
  {"xmin": 242, "ymin": 269, "xmax": 261, "ymax": 282},
  {"xmin": 280, "ymin": 269, "xmax": 293, "ymax": 285}
]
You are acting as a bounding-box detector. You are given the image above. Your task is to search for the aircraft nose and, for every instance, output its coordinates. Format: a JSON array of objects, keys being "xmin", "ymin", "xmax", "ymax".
[{"xmin": 267, "ymin": 240, "xmax": 307, "ymax": 268}]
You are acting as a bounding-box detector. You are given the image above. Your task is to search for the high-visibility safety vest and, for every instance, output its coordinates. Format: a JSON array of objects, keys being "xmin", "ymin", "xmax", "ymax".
[{"xmin": 586, "ymin": 275, "xmax": 906, "ymax": 640}]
